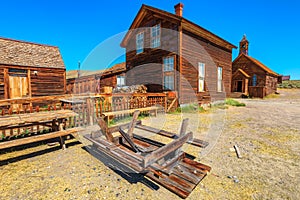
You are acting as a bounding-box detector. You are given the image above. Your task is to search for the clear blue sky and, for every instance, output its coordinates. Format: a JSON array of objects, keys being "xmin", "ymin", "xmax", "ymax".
[{"xmin": 1, "ymin": 0, "xmax": 299, "ymax": 79}]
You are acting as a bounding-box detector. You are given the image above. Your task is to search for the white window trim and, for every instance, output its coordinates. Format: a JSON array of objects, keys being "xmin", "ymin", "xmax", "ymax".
[
  {"xmin": 117, "ymin": 75, "xmax": 126, "ymax": 87},
  {"xmin": 198, "ymin": 62, "xmax": 205, "ymax": 92},
  {"xmin": 136, "ymin": 32, "xmax": 144, "ymax": 54},
  {"xmin": 151, "ymin": 24, "xmax": 161, "ymax": 48},
  {"xmin": 217, "ymin": 66, "xmax": 223, "ymax": 92},
  {"xmin": 163, "ymin": 56, "xmax": 175, "ymax": 90}
]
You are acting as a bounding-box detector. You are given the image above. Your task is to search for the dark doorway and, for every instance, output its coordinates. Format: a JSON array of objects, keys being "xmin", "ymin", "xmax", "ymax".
[{"xmin": 237, "ymin": 81, "xmax": 243, "ymax": 92}]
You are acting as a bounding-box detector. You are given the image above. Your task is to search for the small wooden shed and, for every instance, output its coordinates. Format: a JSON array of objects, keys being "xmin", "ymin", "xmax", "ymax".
[
  {"xmin": 232, "ymin": 35, "xmax": 280, "ymax": 98},
  {"xmin": 0, "ymin": 37, "xmax": 66, "ymax": 99}
]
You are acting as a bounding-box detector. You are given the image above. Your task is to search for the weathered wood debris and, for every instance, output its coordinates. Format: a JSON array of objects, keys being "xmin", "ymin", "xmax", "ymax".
[{"xmin": 85, "ymin": 110, "xmax": 211, "ymax": 198}]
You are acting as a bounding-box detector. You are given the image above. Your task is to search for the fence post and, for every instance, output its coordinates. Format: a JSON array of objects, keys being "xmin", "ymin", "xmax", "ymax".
[
  {"xmin": 86, "ymin": 97, "xmax": 95, "ymax": 126},
  {"xmin": 164, "ymin": 95, "xmax": 167, "ymax": 112}
]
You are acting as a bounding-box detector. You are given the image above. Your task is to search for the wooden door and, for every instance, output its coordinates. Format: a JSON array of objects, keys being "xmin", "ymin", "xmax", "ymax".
[{"xmin": 9, "ymin": 75, "xmax": 29, "ymax": 99}]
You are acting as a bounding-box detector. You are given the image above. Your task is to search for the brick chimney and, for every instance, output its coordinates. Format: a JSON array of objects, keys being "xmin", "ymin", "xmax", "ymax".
[{"xmin": 174, "ymin": 3, "xmax": 184, "ymax": 17}]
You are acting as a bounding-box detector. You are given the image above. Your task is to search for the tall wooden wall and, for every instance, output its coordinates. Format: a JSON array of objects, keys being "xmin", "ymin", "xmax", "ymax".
[
  {"xmin": 181, "ymin": 31, "xmax": 232, "ymax": 103},
  {"xmin": 125, "ymin": 12, "xmax": 179, "ymax": 93},
  {"xmin": 0, "ymin": 65, "xmax": 66, "ymax": 99}
]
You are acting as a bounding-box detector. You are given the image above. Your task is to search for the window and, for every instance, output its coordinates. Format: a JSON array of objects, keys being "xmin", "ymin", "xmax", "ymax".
[
  {"xmin": 117, "ymin": 75, "xmax": 126, "ymax": 87},
  {"xmin": 163, "ymin": 56, "xmax": 174, "ymax": 72},
  {"xmin": 136, "ymin": 32, "xmax": 144, "ymax": 54},
  {"xmin": 151, "ymin": 24, "xmax": 160, "ymax": 48},
  {"xmin": 163, "ymin": 56, "xmax": 174, "ymax": 90},
  {"xmin": 217, "ymin": 67, "xmax": 223, "ymax": 92},
  {"xmin": 253, "ymin": 74, "xmax": 257, "ymax": 86},
  {"xmin": 164, "ymin": 75, "xmax": 174, "ymax": 90},
  {"xmin": 198, "ymin": 62, "xmax": 205, "ymax": 92}
]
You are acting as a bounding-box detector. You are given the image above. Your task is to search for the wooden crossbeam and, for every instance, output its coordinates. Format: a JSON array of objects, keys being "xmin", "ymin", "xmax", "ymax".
[
  {"xmin": 0, "ymin": 127, "xmax": 84, "ymax": 150},
  {"xmin": 143, "ymin": 132, "xmax": 193, "ymax": 168},
  {"xmin": 97, "ymin": 118, "xmax": 114, "ymax": 142}
]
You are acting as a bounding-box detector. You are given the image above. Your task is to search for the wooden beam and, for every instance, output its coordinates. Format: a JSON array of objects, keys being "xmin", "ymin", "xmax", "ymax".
[
  {"xmin": 179, "ymin": 118, "xmax": 189, "ymax": 136},
  {"xmin": 127, "ymin": 110, "xmax": 140, "ymax": 138},
  {"xmin": 97, "ymin": 118, "xmax": 114, "ymax": 142},
  {"xmin": 118, "ymin": 127, "xmax": 140, "ymax": 153},
  {"xmin": 166, "ymin": 98, "xmax": 177, "ymax": 112},
  {"xmin": 4, "ymin": 68, "xmax": 8, "ymax": 99},
  {"xmin": 143, "ymin": 132, "xmax": 193, "ymax": 168},
  {"xmin": 0, "ymin": 127, "xmax": 84, "ymax": 150}
]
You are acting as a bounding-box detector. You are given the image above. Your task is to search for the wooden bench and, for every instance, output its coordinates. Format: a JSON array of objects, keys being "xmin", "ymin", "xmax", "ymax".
[
  {"xmin": 102, "ymin": 106, "xmax": 159, "ymax": 123},
  {"xmin": 0, "ymin": 127, "xmax": 84, "ymax": 150},
  {"xmin": 0, "ymin": 110, "xmax": 82, "ymax": 150}
]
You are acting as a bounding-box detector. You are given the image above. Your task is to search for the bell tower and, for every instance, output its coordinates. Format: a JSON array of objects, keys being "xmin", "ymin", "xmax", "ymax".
[{"xmin": 239, "ymin": 35, "xmax": 249, "ymax": 55}]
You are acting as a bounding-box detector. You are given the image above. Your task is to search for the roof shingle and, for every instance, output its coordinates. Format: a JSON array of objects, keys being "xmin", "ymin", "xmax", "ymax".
[{"xmin": 0, "ymin": 37, "xmax": 65, "ymax": 69}]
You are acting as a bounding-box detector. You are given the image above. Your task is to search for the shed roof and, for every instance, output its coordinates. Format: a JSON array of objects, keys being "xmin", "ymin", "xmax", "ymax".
[
  {"xmin": 66, "ymin": 62, "xmax": 126, "ymax": 80},
  {"xmin": 121, "ymin": 4, "xmax": 236, "ymax": 50},
  {"xmin": 0, "ymin": 37, "xmax": 65, "ymax": 69},
  {"xmin": 233, "ymin": 54, "xmax": 279, "ymax": 77}
]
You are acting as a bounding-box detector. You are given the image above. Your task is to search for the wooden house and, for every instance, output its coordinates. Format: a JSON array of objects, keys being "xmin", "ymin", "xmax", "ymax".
[
  {"xmin": 66, "ymin": 63, "xmax": 126, "ymax": 94},
  {"xmin": 232, "ymin": 35, "xmax": 280, "ymax": 98},
  {"xmin": 0, "ymin": 37, "xmax": 66, "ymax": 99},
  {"xmin": 121, "ymin": 3, "xmax": 236, "ymax": 104}
]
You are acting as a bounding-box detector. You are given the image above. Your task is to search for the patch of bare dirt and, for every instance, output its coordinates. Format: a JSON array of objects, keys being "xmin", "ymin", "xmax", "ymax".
[{"xmin": 0, "ymin": 89, "xmax": 299, "ymax": 199}]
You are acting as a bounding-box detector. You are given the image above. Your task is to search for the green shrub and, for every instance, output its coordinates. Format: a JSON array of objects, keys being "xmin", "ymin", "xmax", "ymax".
[
  {"xmin": 225, "ymin": 98, "xmax": 246, "ymax": 107},
  {"xmin": 278, "ymin": 80, "xmax": 300, "ymax": 89}
]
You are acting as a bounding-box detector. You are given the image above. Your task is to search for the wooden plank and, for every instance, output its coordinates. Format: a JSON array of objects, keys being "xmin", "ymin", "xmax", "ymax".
[
  {"xmin": 179, "ymin": 118, "xmax": 189, "ymax": 136},
  {"xmin": 135, "ymin": 124, "xmax": 176, "ymax": 138},
  {"xmin": 118, "ymin": 127, "xmax": 140, "ymax": 153},
  {"xmin": 0, "ymin": 110, "xmax": 78, "ymax": 127},
  {"xmin": 166, "ymin": 97, "xmax": 177, "ymax": 112},
  {"xmin": 0, "ymin": 127, "xmax": 84, "ymax": 150},
  {"xmin": 102, "ymin": 106, "xmax": 159, "ymax": 117},
  {"xmin": 97, "ymin": 118, "xmax": 114, "ymax": 142},
  {"xmin": 127, "ymin": 110, "xmax": 140, "ymax": 138},
  {"xmin": 143, "ymin": 132, "xmax": 193, "ymax": 168}
]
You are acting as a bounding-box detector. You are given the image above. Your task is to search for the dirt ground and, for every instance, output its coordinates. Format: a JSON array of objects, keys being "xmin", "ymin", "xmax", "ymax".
[{"xmin": 0, "ymin": 89, "xmax": 299, "ymax": 200}]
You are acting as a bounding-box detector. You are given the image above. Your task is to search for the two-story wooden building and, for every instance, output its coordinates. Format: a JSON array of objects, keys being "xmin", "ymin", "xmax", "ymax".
[
  {"xmin": 0, "ymin": 37, "xmax": 66, "ymax": 99},
  {"xmin": 232, "ymin": 35, "xmax": 280, "ymax": 98},
  {"xmin": 121, "ymin": 3, "xmax": 236, "ymax": 104}
]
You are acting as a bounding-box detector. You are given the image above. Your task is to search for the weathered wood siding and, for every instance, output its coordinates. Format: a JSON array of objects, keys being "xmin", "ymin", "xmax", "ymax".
[
  {"xmin": 181, "ymin": 30, "xmax": 232, "ymax": 103},
  {"xmin": 125, "ymin": 13, "xmax": 179, "ymax": 93},
  {"xmin": 265, "ymin": 75, "xmax": 278, "ymax": 95},
  {"xmin": 30, "ymin": 68, "xmax": 65, "ymax": 96},
  {"xmin": 232, "ymin": 56, "xmax": 266, "ymax": 87},
  {"xmin": 232, "ymin": 56, "xmax": 278, "ymax": 97}
]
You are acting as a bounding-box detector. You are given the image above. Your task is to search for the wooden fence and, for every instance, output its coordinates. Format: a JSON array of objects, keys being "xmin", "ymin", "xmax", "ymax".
[{"xmin": 0, "ymin": 93, "xmax": 167, "ymax": 141}]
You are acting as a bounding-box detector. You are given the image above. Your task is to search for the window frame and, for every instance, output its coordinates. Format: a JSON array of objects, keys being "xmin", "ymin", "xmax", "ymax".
[
  {"xmin": 198, "ymin": 62, "xmax": 205, "ymax": 92},
  {"xmin": 252, "ymin": 74, "xmax": 257, "ymax": 86},
  {"xmin": 117, "ymin": 75, "xmax": 126, "ymax": 87},
  {"xmin": 151, "ymin": 24, "xmax": 161, "ymax": 48},
  {"xmin": 162, "ymin": 56, "xmax": 175, "ymax": 91},
  {"xmin": 136, "ymin": 31, "xmax": 144, "ymax": 54},
  {"xmin": 217, "ymin": 66, "xmax": 223, "ymax": 92}
]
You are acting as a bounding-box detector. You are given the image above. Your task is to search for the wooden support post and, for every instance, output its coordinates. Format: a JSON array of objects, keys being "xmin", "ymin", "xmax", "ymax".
[
  {"xmin": 179, "ymin": 118, "xmax": 189, "ymax": 136},
  {"xmin": 127, "ymin": 110, "xmax": 140, "ymax": 138},
  {"xmin": 97, "ymin": 118, "xmax": 114, "ymax": 142}
]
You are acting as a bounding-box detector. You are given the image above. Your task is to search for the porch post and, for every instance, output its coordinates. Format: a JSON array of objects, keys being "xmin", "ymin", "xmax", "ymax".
[{"xmin": 244, "ymin": 78, "xmax": 249, "ymax": 95}]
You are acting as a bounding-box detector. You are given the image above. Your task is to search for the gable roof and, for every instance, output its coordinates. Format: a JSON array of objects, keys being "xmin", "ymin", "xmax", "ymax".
[
  {"xmin": 233, "ymin": 68, "xmax": 250, "ymax": 78},
  {"xmin": 233, "ymin": 53, "xmax": 279, "ymax": 77},
  {"xmin": 0, "ymin": 37, "xmax": 65, "ymax": 69},
  {"xmin": 121, "ymin": 4, "xmax": 236, "ymax": 50}
]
